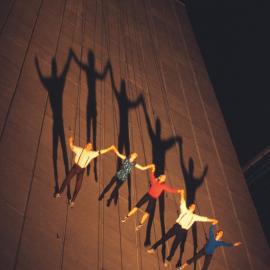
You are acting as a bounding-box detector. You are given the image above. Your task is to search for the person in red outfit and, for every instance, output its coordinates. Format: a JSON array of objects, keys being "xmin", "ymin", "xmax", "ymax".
[{"xmin": 121, "ymin": 166, "xmax": 182, "ymax": 230}]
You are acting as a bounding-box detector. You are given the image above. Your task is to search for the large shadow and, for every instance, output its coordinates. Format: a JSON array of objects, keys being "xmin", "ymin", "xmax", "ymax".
[
  {"xmin": 175, "ymin": 139, "xmax": 208, "ymax": 269},
  {"xmin": 35, "ymin": 52, "xmax": 72, "ymax": 195},
  {"xmin": 70, "ymin": 49, "xmax": 111, "ymax": 180},
  {"xmin": 142, "ymin": 101, "xmax": 180, "ymax": 261},
  {"xmin": 109, "ymin": 69, "xmax": 144, "ymax": 211}
]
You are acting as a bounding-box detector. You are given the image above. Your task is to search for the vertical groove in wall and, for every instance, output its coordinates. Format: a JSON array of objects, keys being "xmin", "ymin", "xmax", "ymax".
[
  {"xmin": 12, "ymin": 1, "xmax": 69, "ymax": 269},
  {"xmin": 0, "ymin": 0, "xmax": 17, "ymax": 34},
  {"xmin": 0, "ymin": 0, "xmax": 43, "ymax": 140},
  {"xmin": 60, "ymin": 0, "xmax": 85, "ymax": 269},
  {"xmin": 171, "ymin": 1, "xmax": 254, "ymax": 269}
]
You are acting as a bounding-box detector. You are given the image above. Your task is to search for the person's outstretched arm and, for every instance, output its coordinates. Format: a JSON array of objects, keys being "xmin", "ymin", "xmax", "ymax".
[
  {"xmin": 113, "ymin": 146, "xmax": 126, "ymax": 160},
  {"xmin": 99, "ymin": 145, "xmax": 115, "ymax": 155},
  {"xmin": 34, "ymin": 57, "xmax": 47, "ymax": 87},
  {"xmin": 69, "ymin": 136, "xmax": 75, "ymax": 149},
  {"xmin": 233, "ymin": 242, "xmax": 242, "ymax": 247},
  {"xmin": 179, "ymin": 189, "xmax": 188, "ymax": 212},
  {"xmin": 135, "ymin": 163, "xmax": 155, "ymax": 171},
  {"xmin": 195, "ymin": 215, "xmax": 218, "ymax": 224},
  {"xmin": 163, "ymin": 184, "xmax": 182, "ymax": 194},
  {"xmin": 70, "ymin": 49, "xmax": 87, "ymax": 71},
  {"xmin": 68, "ymin": 136, "xmax": 80, "ymax": 152}
]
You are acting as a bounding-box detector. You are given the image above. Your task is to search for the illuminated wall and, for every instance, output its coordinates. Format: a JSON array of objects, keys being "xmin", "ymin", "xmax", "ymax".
[{"xmin": 0, "ymin": 0, "xmax": 269, "ymax": 269}]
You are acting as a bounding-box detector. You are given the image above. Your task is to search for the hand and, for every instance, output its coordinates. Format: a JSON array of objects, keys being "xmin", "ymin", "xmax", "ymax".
[
  {"xmin": 176, "ymin": 136, "xmax": 182, "ymax": 145},
  {"xmin": 69, "ymin": 136, "xmax": 74, "ymax": 142},
  {"xmin": 151, "ymin": 164, "xmax": 156, "ymax": 172},
  {"xmin": 212, "ymin": 219, "xmax": 218, "ymax": 225},
  {"xmin": 233, "ymin": 242, "xmax": 242, "ymax": 247},
  {"xmin": 110, "ymin": 145, "xmax": 115, "ymax": 150},
  {"xmin": 177, "ymin": 188, "xmax": 184, "ymax": 194}
]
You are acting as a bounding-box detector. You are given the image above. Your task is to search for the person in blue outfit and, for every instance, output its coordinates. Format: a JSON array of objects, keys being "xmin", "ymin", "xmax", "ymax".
[
  {"xmin": 178, "ymin": 222, "xmax": 242, "ymax": 269},
  {"xmin": 99, "ymin": 146, "xmax": 155, "ymax": 207}
]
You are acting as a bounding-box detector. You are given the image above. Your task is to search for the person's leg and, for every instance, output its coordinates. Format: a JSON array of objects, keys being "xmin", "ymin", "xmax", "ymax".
[
  {"xmin": 99, "ymin": 176, "xmax": 117, "ymax": 200},
  {"xmin": 111, "ymin": 179, "xmax": 124, "ymax": 205},
  {"xmin": 59, "ymin": 165, "xmax": 77, "ymax": 194},
  {"xmin": 140, "ymin": 212, "xmax": 150, "ymax": 224},
  {"xmin": 183, "ymin": 247, "xmax": 206, "ymax": 267},
  {"xmin": 167, "ymin": 227, "xmax": 187, "ymax": 262},
  {"xmin": 150, "ymin": 224, "xmax": 178, "ymax": 251},
  {"xmin": 201, "ymin": 254, "xmax": 213, "ymax": 270},
  {"xmin": 122, "ymin": 193, "xmax": 149, "ymax": 222},
  {"xmin": 71, "ymin": 169, "xmax": 84, "ymax": 203},
  {"xmin": 136, "ymin": 198, "xmax": 156, "ymax": 230}
]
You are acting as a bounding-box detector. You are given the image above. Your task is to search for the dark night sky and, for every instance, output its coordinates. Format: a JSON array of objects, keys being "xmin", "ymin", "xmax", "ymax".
[{"xmin": 186, "ymin": 0, "xmax": 270, "ymax": 166}]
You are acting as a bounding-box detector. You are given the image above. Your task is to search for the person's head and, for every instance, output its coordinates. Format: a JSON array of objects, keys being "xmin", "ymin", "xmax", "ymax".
[
  {"xmin": 188, "ymin": 203, "xmax": 196, "ymax": 213},
  {"xmin": 158, "ymin": 174, "xmax": 166, "ymax": 183},
  {"xmin": 215, "ymin": 230, "xmax": 224, "ymax": 240},
  {"xmin": 129, "ymin": 152, "xmax": 138, "ymax": 162},
  {"xmin": 85, "ymin": 143, "xmax": 93, "ymax": 151},
  {"xmin": 87, "ymin": 50, "xmax": 95, "ymax": 66},
  {"xmin": 51, "ymin": 57, "xmax": 57, "ymax": 75}
]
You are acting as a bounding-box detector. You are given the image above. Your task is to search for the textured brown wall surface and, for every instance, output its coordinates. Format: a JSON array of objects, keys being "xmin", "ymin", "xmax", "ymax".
[{"xmin": 0, "ymin": 0, "xmax": 269, "ymax": 270}]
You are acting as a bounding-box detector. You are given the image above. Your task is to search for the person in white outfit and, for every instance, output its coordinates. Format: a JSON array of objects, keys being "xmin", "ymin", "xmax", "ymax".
[
  {"xmin": 147, "ymin": 189, "xmax": 217, "ymax": 267},
  {"xmin": 56, "ymin": 136, "xmax": 114, "ymax": 207}
]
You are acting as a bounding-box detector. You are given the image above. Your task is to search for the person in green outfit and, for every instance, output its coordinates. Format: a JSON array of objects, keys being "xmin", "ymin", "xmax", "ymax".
[{"xmin": 99, "ymin": 146, "xmax": 155, "ymax": 207}]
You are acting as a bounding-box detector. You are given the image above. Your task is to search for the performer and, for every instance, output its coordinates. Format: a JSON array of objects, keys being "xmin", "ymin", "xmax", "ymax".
[
  {"xmin": 121, "ymin": 169, "xmax": 182, "ymax": 231},
  {"xmin": 178, "ymin": 224, "xmax": 242, "ymax": 269},
  {"xmin": 56, "ymin": 136, "xmax": 114, "ymax": 207},
  {"xmin": 99, "ymin": 147, "xmax": 155, "ymax": 206},
  {"xmin": 147, "ymin": 190, "xmax": 217, "ymax": 267}
]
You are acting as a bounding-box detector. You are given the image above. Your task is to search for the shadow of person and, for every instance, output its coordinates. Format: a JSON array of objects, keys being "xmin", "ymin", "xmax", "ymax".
[
  {"xmin": 35, "ymin": 52, "xmax": 72, "ymax": 195},
  {"xmin": 142, "ymin": 101, "xmax": 180, "ymax": 261},
  {"xmin": 109, "ymin": 69, "xmax": 144, "ymax": 211},
  {"xmin": 70, "ymin": 49, "xmax": 111, "ymax": 180},
  {"xmin": 175, "ymin": 139, "xmax": 208, "ymax": 269}
]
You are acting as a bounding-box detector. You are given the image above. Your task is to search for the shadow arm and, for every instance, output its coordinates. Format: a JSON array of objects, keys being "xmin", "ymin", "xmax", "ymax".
[
  {"xmin": 34, "ymin": 57, "xmax": 47, "ymax": 87},
  {"xmin": 96, "ymin": 61, "xmax": 112, "ymax": 80},
  {"xmin": 70, "ymin": 49, "xmax": 87, "ymax": 70},
  {"xmin": 128, "ymin": 94, "xmax": 144, "ymax": 108},
  {"xmin": 61, "ymin": 50, "xmax": 73, "ymax": 78},
  {"xmin": 142, "ymin": 101, "xmax": 155, "ymax": 139}
]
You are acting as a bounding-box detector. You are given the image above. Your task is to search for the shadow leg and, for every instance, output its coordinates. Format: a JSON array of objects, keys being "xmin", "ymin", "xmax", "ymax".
[
  {"xmin": 99, "ymin": 176, "xmax": 117, "ymax": 201},
  {"xmin": 52, "ymin": 124, "xmax": 59, "ymax": 194}
]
